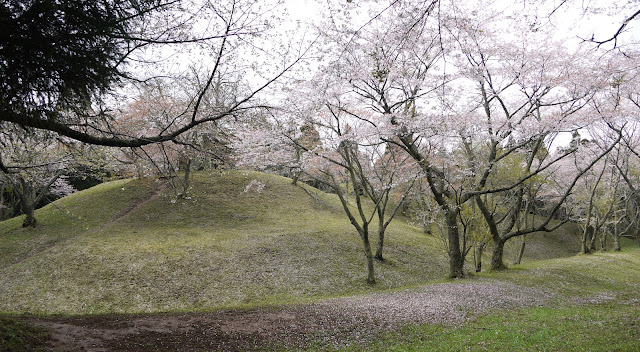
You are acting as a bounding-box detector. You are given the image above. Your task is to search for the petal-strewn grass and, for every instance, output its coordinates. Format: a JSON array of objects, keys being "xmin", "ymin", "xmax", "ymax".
[{"xmin": 316, "ymin": 246, "xmax": 640, "ymax": 352}]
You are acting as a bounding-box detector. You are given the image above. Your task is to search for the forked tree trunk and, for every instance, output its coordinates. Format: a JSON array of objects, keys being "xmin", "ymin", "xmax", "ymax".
[{"xmin": 601, "ymin": 232, "xmax": 607, "ymax": 251}]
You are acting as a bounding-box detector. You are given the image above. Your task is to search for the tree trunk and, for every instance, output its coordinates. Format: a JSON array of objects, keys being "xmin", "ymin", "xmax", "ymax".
[
  {"xmin": 375, "ymin": 215, "xmax": 385, "ymax": 261},
  {"xmin": 375, "ymin": 231, "xmax": 384, "ymax": 261},
  {"xmin": 18, "ymin": 177, "xmax": 36, "ymax": 228},
  {"xmin": 589, "ymin": 229, "xmax": 597, "ymax": 252},
  {"xmin": 614, "ymin": 234, "xmax": 621, "ymax": 252},
  {"xmin": 0, "ymin": 189, "xmax": 9, "ymax": 220},
  {"xmin": 21, "ymin": 201, "xmax": 36, "ymax": 227},
  {"xmin": 362, "ymin": 231, "xmax": 376, "ymax": 284},
  {"xmin": 600, "ymin": 232, "xmax": 607, "ymax": 251},
  {"xmin": 475, "ymin": 241, "xmax": 485, "ymax": 273},
  {"xmin": 490, "ymin": 237, "xmax": 507, "ymax": 271},
  {"xmin": 582, "ymin": 226, "xmax": 593, "ymax": 254},
  {"xmin": 181, "ymin": 158, "xmax": 191, "ymax": 196},
  {"xmin": 445, "ymin": 210, "xmax": 464, "ymax": 278},
  {"xmin": 514, "ymin": 236, "xmax": 526, "ymax": 265}
]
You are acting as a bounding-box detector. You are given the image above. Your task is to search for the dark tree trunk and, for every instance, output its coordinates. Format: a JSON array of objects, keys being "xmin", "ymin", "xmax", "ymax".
[
  {"xmin": 362, "ymin": 231, "xmax": 376, "ymax": 284},
  {"xmin": 375, "ymin": 232, "xmax": 384, "ymax": 261},
  {"xmin": 18, "ymin": 177, "xmax": 36, "ymax": 228},
  {"xmin": 581, "ymin": 234, "xmax": 589, "ymax": 254},
  {"xmin": 180, "ymin": 158, "xmax": 192, "ymax": 196},
  {"xmin": 375, "ymin": 216, "xmax": 385, "ymax": 261},
  {"xmin": 490, "ymin": 237, "xmax": 507, "ymax": 271},
  {"xmin": 446, "ymin": 210, "xmax": 464, "ymax": 278},
  {"xmin": 21, "ymin": 202, "xmax": 36, "ymax": 227},
  {"xmin": 582, "ymin": 226, "xmax": 594, "ymax": 254},
  {"xmin": 514, "ymin": 237, "xmax": 526, "ymax": 265},
  {"xmin": 589, "ymin": 229, "xmax": 597, "ymax": 252},
  {"xmin": 475, "ymin": 241, "xmax": 485, "ymax": 273}
]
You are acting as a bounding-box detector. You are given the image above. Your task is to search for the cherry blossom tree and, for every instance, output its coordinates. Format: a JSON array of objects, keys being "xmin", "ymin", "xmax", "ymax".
[
  {"xmin": 0, "ymin": 125, "xmax": 78, "ymax": 226},
  {"xmin": 538, "ymin": 0, "xmax": 639, "ymax": 50},
  {"xmin": 303, "ymin": 0, "xmax": 637, "ymax": 276},
  {"xmin": 114, "ymin": 72, "xmax": 237, "ymax": 197},
  {"xmin": 233, "ymin": 82, "xmax": 419, "ymax": 283}
]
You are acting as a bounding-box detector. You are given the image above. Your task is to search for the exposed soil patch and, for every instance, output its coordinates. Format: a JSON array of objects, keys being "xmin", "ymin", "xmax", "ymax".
[
  {"xmin": 100, "ymin": 181, "xmax": 167, "ymax": 229},
  {"xmin": 22, "ymin": 279, "xmax": 550, "ymax": 351}
]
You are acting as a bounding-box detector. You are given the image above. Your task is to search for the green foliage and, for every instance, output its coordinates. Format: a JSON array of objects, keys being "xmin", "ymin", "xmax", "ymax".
[
  {"xmin": 0, "ymin": 317, "xmax": 49, "ymax": 352},
  {"xmin": 502, "ymin": 218, "xmax": 582, "ymax": 264},
  {"xmin": 0, "ymin": 0, "xmax": 163, "ymax": 116}
]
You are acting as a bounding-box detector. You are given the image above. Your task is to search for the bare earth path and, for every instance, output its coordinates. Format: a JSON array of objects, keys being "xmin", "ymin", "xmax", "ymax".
[{"xmin": 25, "ymin": 279, "xmax": 551, "ymax": 351}]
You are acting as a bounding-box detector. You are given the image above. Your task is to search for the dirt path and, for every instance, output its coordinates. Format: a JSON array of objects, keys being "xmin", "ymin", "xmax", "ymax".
[
  {"xmin": 99, "ymin": 181, "xmax": 168, "ymax": 230},
  {"xmin": 26, "ymin": 279, "xmax": 551, "ymax": 351}
]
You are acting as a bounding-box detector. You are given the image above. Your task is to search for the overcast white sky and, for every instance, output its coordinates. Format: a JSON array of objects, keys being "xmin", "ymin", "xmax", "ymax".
[{"xmin": 283, "ymin": 0, "xmax": 639, "ymax": 48}]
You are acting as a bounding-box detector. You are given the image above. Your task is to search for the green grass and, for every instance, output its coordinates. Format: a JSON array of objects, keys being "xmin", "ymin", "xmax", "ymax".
[
  {"xmin": 2, "ymin": 169, "xmax": 637, "ymax": 351},
  {"xmin": 328, "ymin": 304, "xmax": 640, "ymax": 352},
  {"xmin": 306, "ymin": 247, "xmax": 640, "ymax": 351},
  {"xmin": 0, "ymin": 178, "xmax": 154, "ymax": 270},
  {"xmin": 502, "ymin": 220, "xmax": 583, "ymax": 264},
  {"xmin": 0, "ymin": 317, "xmax": 49, "ymax": 352},
  {"xmin": 0, "ymin": 170, "xmax": 449, "ymax": 315}
]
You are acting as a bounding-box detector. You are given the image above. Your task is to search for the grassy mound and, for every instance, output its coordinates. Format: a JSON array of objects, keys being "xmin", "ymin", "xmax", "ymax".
[
  {"xmin": 0, "ymin": 171, "xmax": 450, "ymax": 315},
  {"xmin": 0, "ymin": 170, "xmax": 586, "ymax": 316}
]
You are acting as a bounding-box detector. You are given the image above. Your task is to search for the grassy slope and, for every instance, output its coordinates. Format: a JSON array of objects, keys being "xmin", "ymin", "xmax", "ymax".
[
  {"xmin": 503, "ymin": 219, "xmax": 582, "ymax": 264},
  {"xmin": 0, "ymin": 171, "xmax": 450, "ymax": 315}
]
